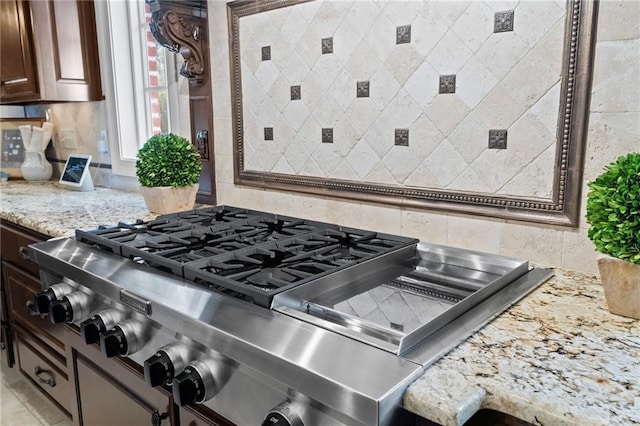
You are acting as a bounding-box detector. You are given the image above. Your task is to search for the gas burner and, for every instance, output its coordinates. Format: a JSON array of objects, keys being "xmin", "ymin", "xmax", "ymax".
[
  {"xmin": 235, "ymin": 215, "xmax": 334, "ymax": 243},
  {"xmin": 157, "ymin": 206, "xmax": 262, "ymax": 227},
  {"xmin": 299, "ymin": 228, "xmax": 420, "ymax": 264},
  {"xmin": 75, "ymin": 220, "xmax": 162, "ymax": 255},
  {"xmin": 121, "ymin": 226, "xmax": 243, "ymax": 275},
  {"xmin": 183, "ymin": 241, "xmax": 348, "ymax": 307}
]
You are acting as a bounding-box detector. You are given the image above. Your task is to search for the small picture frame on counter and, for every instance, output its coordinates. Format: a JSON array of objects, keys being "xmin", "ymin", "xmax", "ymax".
[{"xmin": 0, "ymin": 117, "xmax": 45, "ymax": 179}]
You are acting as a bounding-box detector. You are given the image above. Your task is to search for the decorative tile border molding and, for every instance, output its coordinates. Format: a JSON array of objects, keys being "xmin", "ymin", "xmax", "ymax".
[{"xmin": 228, "ymin": 0, "xmax": 599, "ymax": 227}]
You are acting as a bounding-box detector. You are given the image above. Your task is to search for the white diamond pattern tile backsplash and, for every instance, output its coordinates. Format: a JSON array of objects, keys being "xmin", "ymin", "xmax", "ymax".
[{"xmin": 240, "ymin": 0, "xmax": 564, "ymax": 198}]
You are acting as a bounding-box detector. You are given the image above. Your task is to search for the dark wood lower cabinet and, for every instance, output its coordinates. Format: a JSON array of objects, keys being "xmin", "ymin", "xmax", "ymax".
[
  {"xmin": 14, "ymin": 324, "xmax": 72, "ymax": 414},
  {"xmin": 65, "ymin": 328, "xmax": 176, "ymax": 426},
  {"xmin": 180, "ymin": 405, "xmax": 233, "ymax": 426},
  {"xmin": 65, "ymin": 326, "xmax": 240, "ymax": 426}
]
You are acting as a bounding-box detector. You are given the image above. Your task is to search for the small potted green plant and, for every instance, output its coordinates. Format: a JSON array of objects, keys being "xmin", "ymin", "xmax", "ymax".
[
  {"xmin": 136, "ymin": 133, "xmax": 202, "ymax": 214},
  {"xmin": 586, "ymin": 152, "xmax": 640, "ymax": 319}
]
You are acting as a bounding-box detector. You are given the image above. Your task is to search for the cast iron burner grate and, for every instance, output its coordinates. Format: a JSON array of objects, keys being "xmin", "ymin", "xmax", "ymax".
[
  {"xmin": 157, "ymin": 206, "xmax": 264, "ymax": 226},
  {"xmin": 75, "ymin": 219, "xmax": 196, "ymax": 255},
  {"xmin": 74, "ymin": 207, "xmax": 418, "ymax": 308},
  {"xmin": 120, "ymin": 225, "xmax": 254, "ymax": 276},
  {"xmin": 183, "ymin": 240, "xmax": 354, "ymax": 307},
  {"xmin": 232, "ymin": 215, "xmax": 336, "ymax": 243},
  {"xmin": 297, "ymin": 228, "xmax": 420, "ymax": 264}
]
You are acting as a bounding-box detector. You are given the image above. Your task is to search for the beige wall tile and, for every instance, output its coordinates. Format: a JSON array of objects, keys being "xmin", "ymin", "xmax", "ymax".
[
  {"xmin": 500, "ymin": 221, "xmax": 564, "ymax": 267},
  {"xmin": 561, "ymin": 228, "xmax": 599, "ymax": 275},
  {"xmin": 596, "ymin": 0, "xmax": 640, "ymax": 42},
  {"xmin": 402, "ymin": 209, "xmax": 448, "ymax": 245},
  {"xmin": 360, "ymin": 202, "xmax": 403, "ymax": 235},
  {"xmin": 591, "ymin": 39, "xmax": 640, "ymax": 112},
  {"xmin": 448, "ymin": 215, "xmax": 502, "ymax": 254}
]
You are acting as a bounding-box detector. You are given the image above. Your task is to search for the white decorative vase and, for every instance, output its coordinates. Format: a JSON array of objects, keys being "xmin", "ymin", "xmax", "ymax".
[
  {"xmin": 597, "ymin": 254, "xmax": 640, "ymax": 320},
  {"xmin": 140, "ymin": 184, "xmax": 199, "ymax": 214},
  {"xmin": 21, "ymin": 151, "xmax": 53, "ymax": 182}
]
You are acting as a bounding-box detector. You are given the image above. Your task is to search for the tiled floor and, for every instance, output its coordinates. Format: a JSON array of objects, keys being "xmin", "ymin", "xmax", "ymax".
[{"xmin": 0, "ymin": 350, "xmax": 72, "ymax": 426}]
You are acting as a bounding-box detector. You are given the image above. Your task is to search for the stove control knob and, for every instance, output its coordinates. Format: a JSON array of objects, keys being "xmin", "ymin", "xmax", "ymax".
[
  {"xmin": 100, "ymin": 319, "xmax": 145, "ymax": 358},
  {"xmin": 48, "ymin": 291, "xmax": 91, "ymax": 324},
  {"xmin": 262, "ymin": 401, "xmax": 304, "ymax": 426},
  {"xmin": 80, "ymin": 310, "xmax": 125, "ymax": 345},
  {"xmin": 144, "ymin": 343, "xmax": 191, "ymax": 387},
  {"xmin": 101, "ymin": 327, "xmax": 128, "ymax": 358},
  {"xmin": 172, "ymin": 359, "xmax": 220, "ymax": 406},
  {"xmin": 35, "ymin": 283, "xmax": 72, "ymax": 315}
]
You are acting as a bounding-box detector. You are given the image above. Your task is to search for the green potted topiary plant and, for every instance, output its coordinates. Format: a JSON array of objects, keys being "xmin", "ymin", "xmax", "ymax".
[
  {"xmin": 586, "ymin": 152, "xmax": 640, "ymax": 319},
  {"xmin": 136, "ymin": 133, "xmax": 202, "ymax": 214}
]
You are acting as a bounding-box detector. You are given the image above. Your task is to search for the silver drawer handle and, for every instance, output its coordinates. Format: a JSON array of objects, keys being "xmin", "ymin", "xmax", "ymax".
[{"xmin": 34, "ymin": 366, "xmax": 56, "ymax": 387}]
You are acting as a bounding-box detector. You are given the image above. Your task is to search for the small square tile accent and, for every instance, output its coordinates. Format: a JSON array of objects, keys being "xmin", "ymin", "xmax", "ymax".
[
  {"xmin": 488, "ymin": 129, "xmax": 508, "ymax": 149},
  {"xmin": 494, "ymin": 10, "xmax": 514, "ymax": 33},
  {"xmin": 439, "ymin": 75, "xmax": 456, "ymax": 94},
  {"xmin": 395, "ymin": 129, "xmax": 409, "ymax": 146},
  {"xmin": 396, "ymin": 25, "xmax": 411, "ymax": 44},
  {"xmin": 291, "ymin": 85, "xmax": 301, "ymax": 100},
  {"xmin": 264, "ymin": 127, "xmax": 273, "ymax": 141},
  {"xmin": 261, "ymin": 46, "xmax": 271, "ymax": 61},
  {"xmin": 321, "ymin": 37, "xmax": 333, "ymax": 54},
  {"xmin": 356, "ymin": 81, "xmax": 370, "ymax": 98},
  {"xmin": 322, "ymin": 128, "xmax": 333, "ymax": 143}
]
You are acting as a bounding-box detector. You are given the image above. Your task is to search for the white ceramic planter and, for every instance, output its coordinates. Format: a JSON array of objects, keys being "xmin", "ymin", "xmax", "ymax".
[
  {"xmin": 597, "ymin": 254, "xmax": 640, "ymax": 320},
  {"xmin": 140, "ymin": 184, "xmax": 199, "ymax": 214}
]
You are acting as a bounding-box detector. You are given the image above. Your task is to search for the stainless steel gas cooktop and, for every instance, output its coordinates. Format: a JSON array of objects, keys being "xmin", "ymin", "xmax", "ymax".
[{"xmin": 28, "ymin": 206, "xmax": 552, "ymax": 425}]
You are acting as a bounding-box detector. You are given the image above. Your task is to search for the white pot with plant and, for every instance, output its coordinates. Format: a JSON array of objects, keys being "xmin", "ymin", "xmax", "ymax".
[
  {"xmin": 136, "ymin": 133, "xmax": 202, "ymax": 214},
  {"xmin": 586, "ymin": 152, "xmax": 640, "ymax": 319}
]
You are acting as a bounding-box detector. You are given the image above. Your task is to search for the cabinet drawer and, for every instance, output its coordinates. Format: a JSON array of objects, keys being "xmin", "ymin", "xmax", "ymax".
[
  {"xmin": 3, "ymin": 261, "xmax": 65, "ymax": 352},
  {"xmin": 16, "ymin": 328, "xmax": 72, "ymax": 414},
  {"xmin": 0, "ymin": 222, "xmax": 46, "ymax": 277}
]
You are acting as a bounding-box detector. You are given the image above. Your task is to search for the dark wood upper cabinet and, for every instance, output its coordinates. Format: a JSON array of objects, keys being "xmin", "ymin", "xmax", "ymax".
[
  {"xmin": 0, "ymin": 0, "xmax": 102, "ymax": 104},
  {"xmin": 0, "ymin": 0, "xmax": 39, "ymax": 101}
]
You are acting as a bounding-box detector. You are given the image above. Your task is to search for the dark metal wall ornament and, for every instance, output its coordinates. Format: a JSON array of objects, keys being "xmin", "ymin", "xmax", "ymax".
[
  {"xmin": 439, "ymin": 75, "xmax": 456, "ymax": 94},
  {"xmin": 147, "ymin": 0, "xmax": 206, "ymax": 86},
  {"xmin": 395, "ymin": 129, "xmax": 409, "ymax": 146},
  {"xmin": 228, "ymin": 0, "xmax": 599, "ymax": 227},
  {"xmin": 488, "ymin": 130, "xmax": 508, "ymax": 150},
  {"xmin": 494, "ymin": 10, "xmax": 515, "ymax": 33}
]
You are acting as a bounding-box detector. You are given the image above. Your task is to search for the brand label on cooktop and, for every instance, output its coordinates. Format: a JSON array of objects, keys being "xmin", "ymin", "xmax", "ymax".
[{"xmin": 120, "ymin": 289, "xmax": 151, "ymax": 315}]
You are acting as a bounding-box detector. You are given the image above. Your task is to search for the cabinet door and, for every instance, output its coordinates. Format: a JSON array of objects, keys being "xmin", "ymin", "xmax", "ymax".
[
  {"xmin": 75, "ymin": 354, "xmax": 173, "ymax": 426},
  {"xmin": 29, "ymin": 0, "xmax": 102, "ymax": 102},
  {"xmin": 3, "ymin": 261, "xmax": 66, "ymax": 353},
  {"xmin": 15, "ymin": 325, "xmax": 72, "ymax": 414},
  {"xmin": 0, "ymin": 221, "xmax": 47, "ymax": 277},
  {"xmin": 0, "ymin": 0, "xmax": 39, "ymax": 103},
  {"xmin": 179, "ymin": 406, "xmax": 235, "ymax": 426}
]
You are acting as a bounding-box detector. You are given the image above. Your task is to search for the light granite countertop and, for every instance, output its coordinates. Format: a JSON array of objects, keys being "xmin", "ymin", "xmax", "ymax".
[
  {"xmin": 1, "ymin": 181, "xmax": 638, "ymax": 425},
  {"xmin": 0, "ymin": 181, "xmax": 157, "ymax": 237}
]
